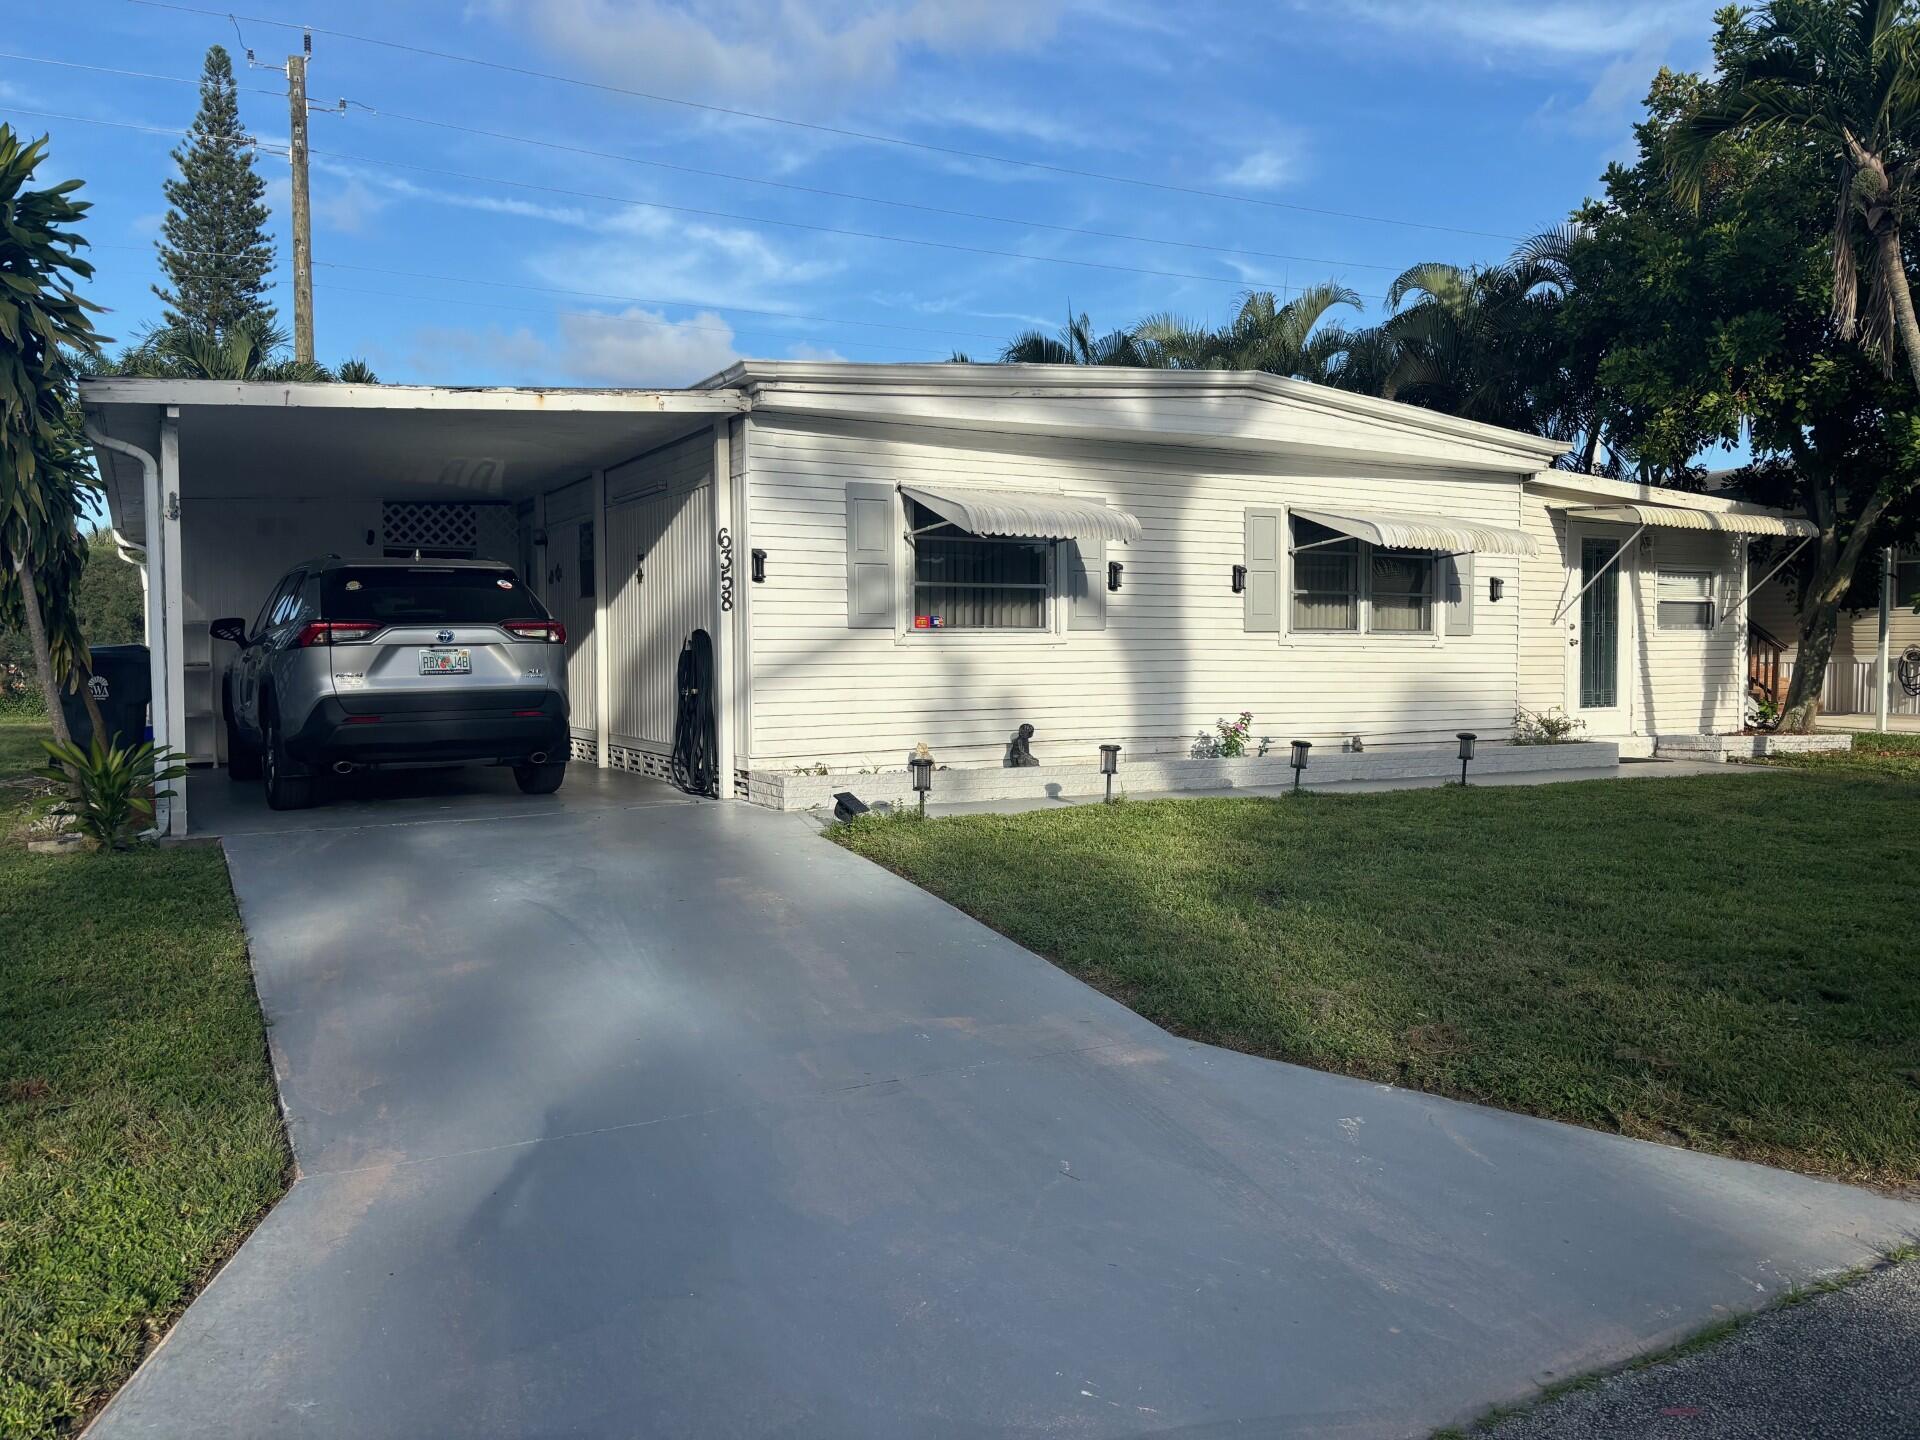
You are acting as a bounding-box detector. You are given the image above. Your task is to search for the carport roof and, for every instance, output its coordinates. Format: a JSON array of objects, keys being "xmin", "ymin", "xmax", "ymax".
[{"xmin": 80, "ymin": 379, "xmax": 747, "ymax": 532}]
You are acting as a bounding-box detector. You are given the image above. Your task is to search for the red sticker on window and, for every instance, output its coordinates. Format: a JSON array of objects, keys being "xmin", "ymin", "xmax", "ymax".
[{"xmin": 914, "ymin": 615, "xmax": 943, "ymax": 629}]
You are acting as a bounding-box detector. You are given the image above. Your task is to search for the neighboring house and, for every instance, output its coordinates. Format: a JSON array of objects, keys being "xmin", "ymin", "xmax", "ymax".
[
  {"xmin": 80, "ymin": 363, "xmax": 1812, "ymax": 831},
  {"xmin": 1747, "ymin": 548, "xmax": 1920, "ymax": 717}
]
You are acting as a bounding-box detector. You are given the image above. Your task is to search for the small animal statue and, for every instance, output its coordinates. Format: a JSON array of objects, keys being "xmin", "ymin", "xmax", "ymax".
[{"xmin": 1007, "ymin": 723, "xmax": 1038, "ymax": 767}]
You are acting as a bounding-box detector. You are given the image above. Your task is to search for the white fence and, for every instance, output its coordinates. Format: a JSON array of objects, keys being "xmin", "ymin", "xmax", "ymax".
[{"xmin": 1782, "ymin": 658, "xmax": 1920, "ymax": 716}]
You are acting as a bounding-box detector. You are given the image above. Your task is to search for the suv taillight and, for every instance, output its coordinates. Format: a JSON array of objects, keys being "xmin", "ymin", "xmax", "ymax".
[
  {"xmin": 297, "ymin": 621, "xmax": 380, "ymax": 647},
  {"xmin": 504, "ymin": 620, "xmax": 566, "ymax": 644}
]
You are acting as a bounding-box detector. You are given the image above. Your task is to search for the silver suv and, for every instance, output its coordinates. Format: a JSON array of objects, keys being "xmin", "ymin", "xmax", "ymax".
[{"xmin": 211, "ymin": 557, "xmax": 570, "ymax": 810}]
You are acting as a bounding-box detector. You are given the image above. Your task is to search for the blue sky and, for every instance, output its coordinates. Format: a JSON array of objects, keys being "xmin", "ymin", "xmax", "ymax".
[{"xmin": 6, "ymin": 0, "xmax": 1727, "ymax": 387}]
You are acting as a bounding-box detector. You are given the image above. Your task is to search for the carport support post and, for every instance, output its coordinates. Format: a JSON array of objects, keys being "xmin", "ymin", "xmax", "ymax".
[
  {"xmin": 592, "ymin": 467, "xmax": 610, "ymax": 768},
  {"xmin": 711, "ymin": 420, "xmax": 735, "ymax": 798},
  {"xmin": 158, "ymin": 407, "xmax": 188, "ymax": 834},
  {"xmin": 1878, "ymin": 545, "xmax": 1894, "ymax": 733}
]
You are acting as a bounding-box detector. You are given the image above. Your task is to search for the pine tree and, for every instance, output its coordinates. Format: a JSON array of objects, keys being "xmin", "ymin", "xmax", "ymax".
[{"xmin": 154, "ymin": 45, "xmax": 276, "ymax": 338}]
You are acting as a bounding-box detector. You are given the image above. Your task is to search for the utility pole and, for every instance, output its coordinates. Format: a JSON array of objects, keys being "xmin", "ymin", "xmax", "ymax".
[{"xmin": 287, "ymin": 36, "xmax": 314, "ymax": 366}]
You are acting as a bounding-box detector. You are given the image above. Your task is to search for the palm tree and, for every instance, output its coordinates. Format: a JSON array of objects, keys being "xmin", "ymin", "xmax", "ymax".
[
  {"xmin": 1134, "ymin": 282, "xmax": 1365, "ymax": 382},
  {"xmin": 1349, "ymin": 224, "xmax": 1617, "ymax": 468},
  {"xmin": 1000, "ymin": 310, "xmax": 1152, "ymax": 366},
  {"xmin": 103, "ymin": 315, "xmax": 337, "ymax": 382},
  {"xmin": 0, "ymin": 127, "xmax": 109, "ymax": 748},
  {"xmin": 1669, "ymin": 0, "xmax": 1920, "ymax": 394}
]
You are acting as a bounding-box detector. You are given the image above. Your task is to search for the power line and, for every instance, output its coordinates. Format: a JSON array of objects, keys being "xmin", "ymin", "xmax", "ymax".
[
  {"xmin": 85, "ymin": 266, "xmax": 943, "ymax": 358},
  {"xmin": 309, "ymin": 282, "xmax": 944, "ymax": 359},
  {"xmin": 118, "ymin": 0, "xmax": 1525, "ymax": 242},
  {"xmin": 0, "ymin": 51, "xmax": 287, "ymax": 99},
  {"xmin": 1, "ymin": 52, "xmax": 1409, "ymax": 274},
  {"xmin": 10, "ymin": 101, "xmax": 1348, "ymax": 292},
  {"xmin": 297, "ymin": 140, "xmax": 1325, "ymax": 291},
  {"xmin": 88, "ymin": 241, "xmax": 1010, "ymax": 343}
]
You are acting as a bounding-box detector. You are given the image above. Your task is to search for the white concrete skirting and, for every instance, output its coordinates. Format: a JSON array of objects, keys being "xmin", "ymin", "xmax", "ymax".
[
  {"xmin": 1652, "ymin": 733, "xmax": 1854, "ymax": 761},
  {"xmin": 752, "ymin": 740, "xmax": 1621, "ymax": 812}
]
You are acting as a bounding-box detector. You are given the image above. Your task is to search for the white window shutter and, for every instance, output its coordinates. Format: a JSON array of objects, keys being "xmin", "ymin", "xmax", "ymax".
[
  {"xmin": 1444, "ymin": 553, "xmax": 1475, "ymax": 637},
  {"xmin": 1244, "ymin": 508, "xmax": 1282, "ymax": 633},
  {"xmin": 1068, "ymin": 535, "xmax": 1107, "ymax": 631},
  {"xmin": 845, "ymin": 482, "xmax": 895, "ymax": 628}
]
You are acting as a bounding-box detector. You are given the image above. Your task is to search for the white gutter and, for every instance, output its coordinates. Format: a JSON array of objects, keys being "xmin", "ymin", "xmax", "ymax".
[{"xmin": 84, "ymin": 423, "xmax": 171, "ymax": 832}]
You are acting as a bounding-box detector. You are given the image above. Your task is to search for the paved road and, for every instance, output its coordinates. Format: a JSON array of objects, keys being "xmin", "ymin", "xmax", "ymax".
[
  {"xmin": 90, "ymin": 768, "xmax": 1920, "ymax": 1439},
  {"xmin": 1488, "ymin": 1260, "xmax": 1920, "ymax": 1439}
]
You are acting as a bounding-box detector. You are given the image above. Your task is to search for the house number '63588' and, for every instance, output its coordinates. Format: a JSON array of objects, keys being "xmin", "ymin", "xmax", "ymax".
[{"xmin": 717, "ymin": 527, "xmax": 735, "ymax": 612}]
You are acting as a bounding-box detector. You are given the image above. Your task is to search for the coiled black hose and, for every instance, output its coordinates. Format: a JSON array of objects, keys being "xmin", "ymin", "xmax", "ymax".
[{"xmin": 670, "ymin": 628, "xmax": 718, "ymax": 797}]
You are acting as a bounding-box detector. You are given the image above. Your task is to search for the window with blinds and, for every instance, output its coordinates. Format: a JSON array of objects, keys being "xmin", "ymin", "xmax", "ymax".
[
  {"xmin": 1289, "ymin": 516, "xmax": 1435, "ymax": 635},
  {"xmin": 1656, "ymin": 569, "xmax": 1712, "ymax": 630},
  {"xmin": 909, "ymin": 500, "xmax": 1051, "ymax": 631}
]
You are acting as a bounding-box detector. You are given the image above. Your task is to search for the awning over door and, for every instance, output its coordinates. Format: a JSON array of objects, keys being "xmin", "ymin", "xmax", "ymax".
[
  {"xmin": 902, "ymin": 484, "xmax": 1143, "ymax": 544},
  {"xmin": 1289, "ymin": 506, "xmax": 1540, "ymax": 557},
  {"xmin": 1558, "ymin": 502, "xmax": 1815, "ymax": 538}
]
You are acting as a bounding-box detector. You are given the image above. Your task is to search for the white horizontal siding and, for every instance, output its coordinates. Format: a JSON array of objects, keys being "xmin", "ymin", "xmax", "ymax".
[
  {"xmin": 744, "ymin": 415, "xmax": 1530, "ymax": 771},
  {"xmin": 603, "ymin": 434, "xmax": 713, "ymax": 749},
  {"xmin": 1636, "ymin": 530, "xmax": 1745, "ymax": 734},
  {"xmin": 1517, "ymin": 486, "xmax": 1745, "ymax": 736}
]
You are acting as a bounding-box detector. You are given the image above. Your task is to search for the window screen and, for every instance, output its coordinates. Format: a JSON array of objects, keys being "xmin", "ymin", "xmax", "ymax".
[
  {"xmin": 1370, "ymin": 551, "xmax": 1435, "ymax": 634},
  {"xmin": 1656, "ymin": 570, "xmax": 1713, "ymax": 630},
  {"xmin": 910, "ymin": 501, "xmax": 1049, "ymax": 630},
  {"xmin": 1291, "ymin": 518, "xmax": 1359, "ymax": 631},
  {"xmin": 320, "ymin": 567, "xmax": 549, "ymax": 624}
]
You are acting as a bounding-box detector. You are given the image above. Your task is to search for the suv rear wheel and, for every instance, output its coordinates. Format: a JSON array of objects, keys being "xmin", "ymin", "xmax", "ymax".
[
  {"xmin": 513, "ymin": 760, "xmax": 566, "ymax": 795},
  {"xmin": 262, "ymin": 710, "xmax": 316, "ymax": 811},
  {"xmin": 224, "ymin": 685, "xmax": 263, "ymax": 782}
]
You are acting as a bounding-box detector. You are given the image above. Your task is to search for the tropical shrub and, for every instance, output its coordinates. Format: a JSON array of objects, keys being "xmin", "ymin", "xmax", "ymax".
[{"xmin": 40, "ymin": 736, "xmax": 188, "ymax": 850}]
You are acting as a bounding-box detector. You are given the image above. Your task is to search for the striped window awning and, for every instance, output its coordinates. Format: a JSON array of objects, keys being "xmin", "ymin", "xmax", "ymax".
[
  {"xmin": 1558, "ymin": 503, "xmax": 1815, "ymax": 539},
  {"xmin": 1289, "ymin": 507, "xmax": 1540, "ymax": 557},
  {"xmin": 902, "ymin": 485, "xmax": 1142, "ymax": 545}
]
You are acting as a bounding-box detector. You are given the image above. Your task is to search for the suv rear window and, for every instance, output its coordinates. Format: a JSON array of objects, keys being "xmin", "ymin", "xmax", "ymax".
[{"xmin": 320, "ymin": 567, "xmax": 549, "ymax": 624}]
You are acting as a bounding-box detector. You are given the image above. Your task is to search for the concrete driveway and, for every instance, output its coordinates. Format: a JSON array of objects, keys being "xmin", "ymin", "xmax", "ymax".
[{"xmin": 92, "ymin": 769, "xmax": 1918, "ymax": 1439}]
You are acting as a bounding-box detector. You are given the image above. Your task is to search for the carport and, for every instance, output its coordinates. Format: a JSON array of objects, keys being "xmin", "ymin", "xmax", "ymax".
[{"xmin": 79, "ymin": 379, "xmax": 747, "ymax": 833}]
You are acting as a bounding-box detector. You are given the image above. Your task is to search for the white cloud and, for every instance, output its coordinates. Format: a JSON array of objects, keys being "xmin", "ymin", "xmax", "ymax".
[
  {"xmin": 414, "ymin": 307, "xmax": 739, "ymax": 386},
  {"xmin": 304, "ymin": 156, "xmax": 844, "ymax": 310},
  {"xmin": 557, "ymin": 307, "xmax": 739, "ymax": 383},
  {"xmin": 1301, "ymin": 1, "xmax": 1714, "ymax": 59},
  {"xmin": 314, "ymin": 176, "xmax": 391, "ymax": 236},
  {"xmin": 476, "ymin": 0, "xmax": 1069, "ymax": 106},
  {"xmin": 784, "ymin": 342, "xmax": 846, "ymax": 362},
  {"xmin": 1218, "ymin": 138, "xmax": 1308, "ymax": 192}
]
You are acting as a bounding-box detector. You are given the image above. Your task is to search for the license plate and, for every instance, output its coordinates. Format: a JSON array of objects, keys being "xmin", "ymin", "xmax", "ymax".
[{"xmin": 420, "ymin": 647, "xmax": 471, "ymax": 675}]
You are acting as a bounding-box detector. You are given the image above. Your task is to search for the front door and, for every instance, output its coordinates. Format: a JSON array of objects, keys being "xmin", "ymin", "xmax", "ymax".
[{"xmin": 1566, "ymin": 525, "xmax": 1632, "ymax": 733}]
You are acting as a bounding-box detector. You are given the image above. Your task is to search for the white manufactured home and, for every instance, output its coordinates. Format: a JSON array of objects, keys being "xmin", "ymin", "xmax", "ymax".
[{"xmin": 80, "ymin": 363, "xmax": 1814, "ymax": 832}]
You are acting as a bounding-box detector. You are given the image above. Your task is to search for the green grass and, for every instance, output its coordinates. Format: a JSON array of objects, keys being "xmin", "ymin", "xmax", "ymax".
[
  {"xmin": 837, "ymin": 770, "xmax": 1920, "ymax": 1188},
  {"xmin": 1752, "ymin": 728, "xmax": 1920, "ymax": 780},
  {"xmin": 0, "ymin": 713, "xmax": 49, "ymax": 779},
  {"xmin": 0, "ymin": 716, "xmax": 289, "ymax": 1438}
]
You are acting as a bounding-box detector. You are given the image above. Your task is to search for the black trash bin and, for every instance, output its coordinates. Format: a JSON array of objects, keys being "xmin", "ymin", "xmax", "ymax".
[{"xmin": 57, "ymin": 644, "xmax": 151, "ymax": 751}]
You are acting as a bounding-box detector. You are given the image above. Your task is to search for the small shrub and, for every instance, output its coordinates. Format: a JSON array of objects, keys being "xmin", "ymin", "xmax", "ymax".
[
  {"xmin": 41, "ymin": 736, "xmax": 189, "ymax": 850},
  {"xmin": 1512, "ymin": 706, "xmax": 1585, "ymax": 745},
  {"xmin": 1193, "ymin": 711, "xmax": 1262, "ymax": 759}
]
